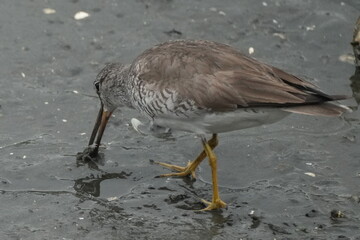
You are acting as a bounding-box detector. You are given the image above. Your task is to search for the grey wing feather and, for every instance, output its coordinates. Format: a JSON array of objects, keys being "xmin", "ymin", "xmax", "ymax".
[{"xmin": 131, "ymin": 40, "xmax": 348, "ymax": 115}]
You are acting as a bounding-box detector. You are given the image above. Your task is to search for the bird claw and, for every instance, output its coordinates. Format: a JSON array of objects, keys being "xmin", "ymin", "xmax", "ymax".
[
  {"xmin": 200, "ymin": 198, "xmax": 227, "ymax": 211},
  {"xmin": 154, "ymin": 161, "xmax": 197, "ymax": 179}
]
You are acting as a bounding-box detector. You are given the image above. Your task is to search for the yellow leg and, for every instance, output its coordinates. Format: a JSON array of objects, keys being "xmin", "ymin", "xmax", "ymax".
[
  {"xmin": 154, "ymin": 134, "xmax": 218, "ymax": 179},
  {"xmin": 200, "ymin": 136, "xmax": 227, "ymax": 211}
]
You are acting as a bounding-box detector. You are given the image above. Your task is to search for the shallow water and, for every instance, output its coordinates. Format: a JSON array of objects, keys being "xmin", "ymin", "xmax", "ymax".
[{"xmin": 1, "ymin": 0, "xmax": 360, "ymax": 239}]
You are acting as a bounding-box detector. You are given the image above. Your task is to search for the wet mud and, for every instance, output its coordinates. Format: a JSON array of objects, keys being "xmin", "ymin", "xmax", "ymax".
[{"xmin": 0, "ymin": 0, "xmax": 360, "ymax": 239}]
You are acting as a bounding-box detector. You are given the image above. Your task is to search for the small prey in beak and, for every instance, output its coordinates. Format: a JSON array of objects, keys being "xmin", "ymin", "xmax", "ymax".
[
  {"xmin": 76, "ymin": 63, "xmax": 129, "ymax": 166},
  {"xmin": 77, "ymin": 93, "xmax": 113, "ymax": 166},
  {"xmin": 76, "ymin": 102, "xmax": 112, "ymax": 165}
]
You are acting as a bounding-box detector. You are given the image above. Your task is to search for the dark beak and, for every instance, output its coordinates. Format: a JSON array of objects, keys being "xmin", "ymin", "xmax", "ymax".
[{"xmin": 88, "ymin": 103, "xmax": 113, "ymax": 155}]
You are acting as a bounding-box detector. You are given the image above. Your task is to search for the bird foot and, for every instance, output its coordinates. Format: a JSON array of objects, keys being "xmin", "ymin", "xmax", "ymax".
[
  {"xmin": 154, "ymin": 161, "xmax": 197, "ymax": 179},
  {"xmin": 200, "ymin": 198, "xmax": 227, "ymax": 211}
]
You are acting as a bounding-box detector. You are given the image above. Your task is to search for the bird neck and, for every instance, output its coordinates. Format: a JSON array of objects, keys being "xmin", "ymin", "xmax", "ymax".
[{"xmin": 120, "ymin": 64, "xmax": 135, "ymax": 109}]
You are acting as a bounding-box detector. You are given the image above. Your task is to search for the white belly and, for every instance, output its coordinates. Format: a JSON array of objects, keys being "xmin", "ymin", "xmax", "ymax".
[{"xmin": 153, "ymin": 108, "xmax": 290, "ymax": 135}]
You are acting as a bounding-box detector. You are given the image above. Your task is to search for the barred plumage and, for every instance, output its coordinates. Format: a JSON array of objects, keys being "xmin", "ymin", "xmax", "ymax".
[{"xmin": 82, "ymin": 39, "xmax": 349, "ymax": 210}]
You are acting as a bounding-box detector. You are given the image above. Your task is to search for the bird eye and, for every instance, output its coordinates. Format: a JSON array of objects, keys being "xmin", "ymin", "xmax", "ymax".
[{"xmin": 94, "ymin": 81, "xmax": 100, "ymax": 92}]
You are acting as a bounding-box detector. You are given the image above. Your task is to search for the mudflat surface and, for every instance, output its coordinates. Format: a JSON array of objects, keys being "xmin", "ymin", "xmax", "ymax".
[{"xmin": 0, "ymin": 0, "xmax": 360, "ymax": 239}]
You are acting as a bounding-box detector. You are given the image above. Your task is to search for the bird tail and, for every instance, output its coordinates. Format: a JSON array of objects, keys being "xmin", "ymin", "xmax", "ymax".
[
  {"xmin": 283, "ymin": 95, "xmax": 352, "ymax": 117},
  {"xmin": 282, "ymin": 95, "xmax": 351, "ymax": 117}
]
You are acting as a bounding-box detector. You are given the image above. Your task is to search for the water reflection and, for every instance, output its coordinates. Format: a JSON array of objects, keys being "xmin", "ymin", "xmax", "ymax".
[
  {"xmin": 189, "ymin": 212, "xmax": 234, "ymax": 238},
  {"xmin": 74, "ymin": 171, "xmax": 132, "ymax": 197}
]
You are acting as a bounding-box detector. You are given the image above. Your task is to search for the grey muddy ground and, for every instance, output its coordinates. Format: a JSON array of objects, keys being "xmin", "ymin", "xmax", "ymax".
[{"xmin": 0, "ymin": 0, "xmax": 360, "ymax": 239}]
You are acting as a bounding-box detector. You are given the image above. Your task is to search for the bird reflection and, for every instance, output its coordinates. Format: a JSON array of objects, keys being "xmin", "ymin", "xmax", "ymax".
[{"xmin": 74, "ymin": 172, "xmax": 132, "ymax": 197}]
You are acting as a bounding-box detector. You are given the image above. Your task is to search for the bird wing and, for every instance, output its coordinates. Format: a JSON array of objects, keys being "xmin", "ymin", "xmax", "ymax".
[{"xmin": 132, "ymin": 40, "xmax": 340, "ymax": 111}]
